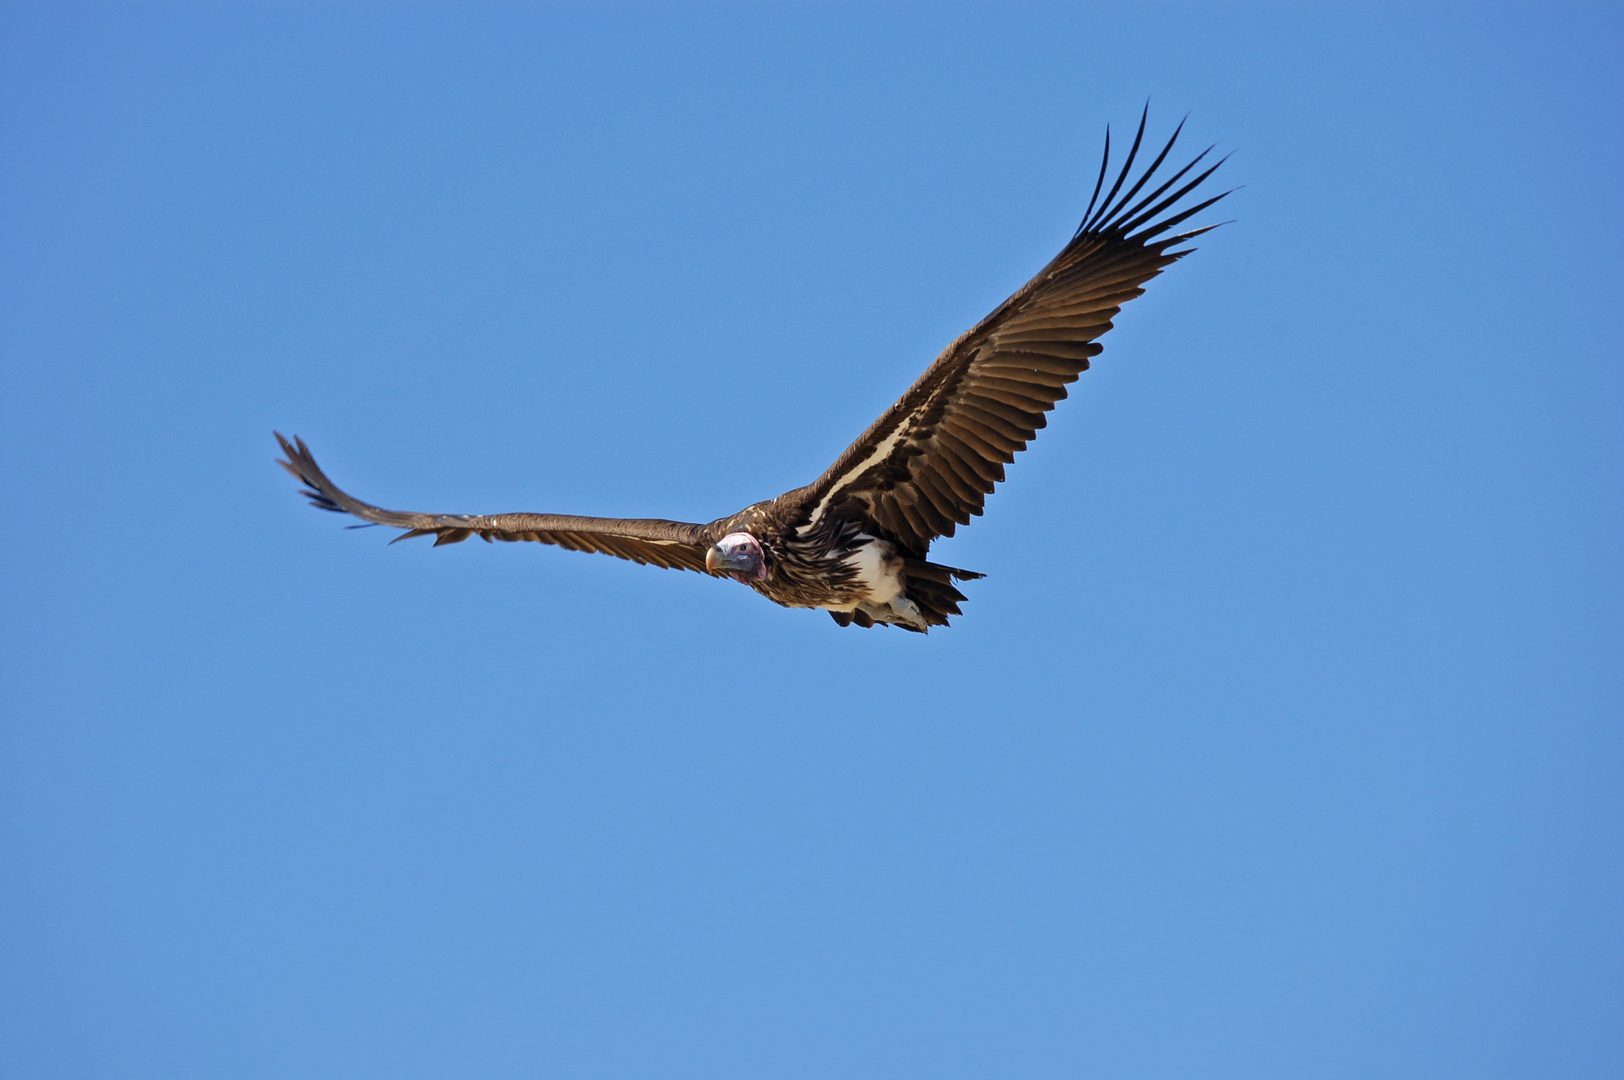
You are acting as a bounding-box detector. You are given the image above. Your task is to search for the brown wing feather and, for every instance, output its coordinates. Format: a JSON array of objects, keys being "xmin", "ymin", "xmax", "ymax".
[
  {"xmin": 275, "ymin": 433, "xmax": 715, "ymax": 573},
  {"xmin": 801, "ymin": 111, "xmax": 1231, "ymax": 555}
]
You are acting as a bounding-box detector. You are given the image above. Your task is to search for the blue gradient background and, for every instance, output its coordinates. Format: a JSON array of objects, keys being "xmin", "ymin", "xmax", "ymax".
[{"xmin": 3, "ymin": 5, "xmax": 1620, "ymax": 1078}]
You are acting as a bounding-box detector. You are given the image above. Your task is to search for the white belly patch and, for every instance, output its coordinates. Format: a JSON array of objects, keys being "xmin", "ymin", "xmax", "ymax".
[
  {"xmin": 822, "ymin": 537, "xmax": 927, "ymax": 630},
  {"xmin": 840, "ymin": 538, "xmax": 903, "ymax": 606}
]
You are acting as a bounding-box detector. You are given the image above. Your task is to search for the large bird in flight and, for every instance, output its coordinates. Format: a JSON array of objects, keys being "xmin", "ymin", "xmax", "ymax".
[{"xmin": 279, "ymin": 110, "xmax": 1229, "ymax": 632}]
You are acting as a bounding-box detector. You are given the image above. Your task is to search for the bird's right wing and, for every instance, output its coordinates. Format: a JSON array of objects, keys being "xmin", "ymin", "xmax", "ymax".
[
  {"xmin": 800, "ymin": 109, "xmax": 1231, "ymax": 556},
  {"xmin": 276, "ymin": 434, "xmax": 715, "ymax": 573}
]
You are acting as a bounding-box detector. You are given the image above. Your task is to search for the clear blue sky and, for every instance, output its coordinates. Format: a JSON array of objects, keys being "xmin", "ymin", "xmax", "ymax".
[{"xmin": 3, "ymin": 5, "xmax": 1620, "ymax": 1078}]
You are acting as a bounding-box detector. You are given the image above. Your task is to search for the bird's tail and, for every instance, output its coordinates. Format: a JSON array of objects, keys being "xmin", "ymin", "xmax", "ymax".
[{"xmin": 902, "ymin": 558, "xmax": 984, "ymax": 629}]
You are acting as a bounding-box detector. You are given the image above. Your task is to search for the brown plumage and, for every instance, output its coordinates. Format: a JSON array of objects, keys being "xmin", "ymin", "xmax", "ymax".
[{"xmin": 277, "ymin": 109, "xmax": 1230, "ymax": 632}]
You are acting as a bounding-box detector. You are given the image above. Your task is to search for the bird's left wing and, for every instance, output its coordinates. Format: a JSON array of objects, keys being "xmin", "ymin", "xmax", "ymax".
[
  {"xmin": 276, "ymin": 433, "xmax": 715, "ymax": 573},
  {"xmin": 799, "ymin": 110, "xmax": 1231, "ymax": 555}
]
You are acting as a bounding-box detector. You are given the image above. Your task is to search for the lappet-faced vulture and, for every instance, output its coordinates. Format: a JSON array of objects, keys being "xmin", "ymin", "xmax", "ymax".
[{"xmin": 278, "ymin": 109, "xmax": 1231, "ymax": 632}]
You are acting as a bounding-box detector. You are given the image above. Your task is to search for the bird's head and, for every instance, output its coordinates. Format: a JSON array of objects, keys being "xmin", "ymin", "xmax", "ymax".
[{"xmin": 706, "ymin": 531, "xmax": 768, "ymax": 583}]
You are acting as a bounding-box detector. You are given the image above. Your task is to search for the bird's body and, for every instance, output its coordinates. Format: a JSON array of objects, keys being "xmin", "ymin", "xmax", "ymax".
[
  {"xmin": 708, "ymin": 499, "xmax": 974, "ymax": 631},
  {"xmin": 278, "ymin": 110, "xmax": 1229, "ymax": 632}
]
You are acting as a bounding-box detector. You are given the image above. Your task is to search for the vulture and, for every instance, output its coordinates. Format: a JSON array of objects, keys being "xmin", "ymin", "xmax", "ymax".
[{"xmin": 278, "ymin": 110, "xmax": 1230, "ymax": 632}]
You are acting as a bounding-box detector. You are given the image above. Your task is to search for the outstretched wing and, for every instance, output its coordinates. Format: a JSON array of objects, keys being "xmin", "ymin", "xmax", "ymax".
[
  {"xmin": 800, "ymin": 109, "xmax": 1232, "ymax": 555},
  {"xmin": 276, "ymin": 433, "xmax": 714, "ymax": 573}
]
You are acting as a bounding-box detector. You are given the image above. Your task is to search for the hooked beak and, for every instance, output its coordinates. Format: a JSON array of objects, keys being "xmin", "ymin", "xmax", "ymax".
[{"xmin": 706, "ymin": 535, "xmax": 767, "ymax": 582}]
